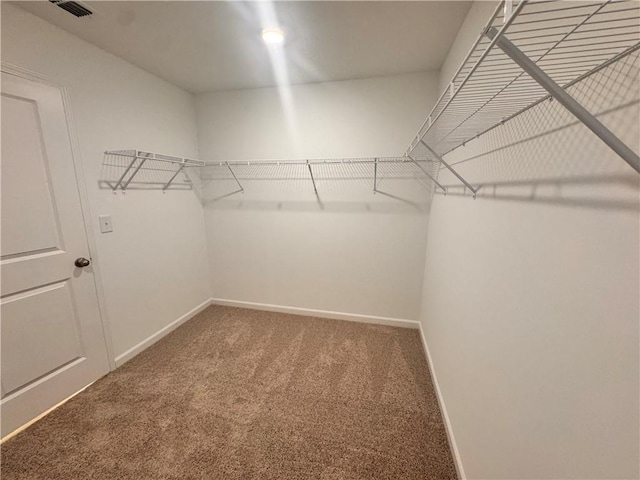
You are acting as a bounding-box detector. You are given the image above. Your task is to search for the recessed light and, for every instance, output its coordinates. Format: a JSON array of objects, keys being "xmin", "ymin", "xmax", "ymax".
[{"xmin": 262, "ymin": 28, "xmax": 285, "ymax": 45}]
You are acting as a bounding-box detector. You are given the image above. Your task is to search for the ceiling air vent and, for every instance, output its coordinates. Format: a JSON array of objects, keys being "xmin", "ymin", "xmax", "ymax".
[{"xmin": 48, "ymin": 0, "xmax": 93, "ymax": 18}]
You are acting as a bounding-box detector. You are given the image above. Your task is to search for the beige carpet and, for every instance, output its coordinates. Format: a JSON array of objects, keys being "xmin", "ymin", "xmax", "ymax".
[{"xmin": 1, "ymin": 305, "xmax": 457, "ymax": 479}]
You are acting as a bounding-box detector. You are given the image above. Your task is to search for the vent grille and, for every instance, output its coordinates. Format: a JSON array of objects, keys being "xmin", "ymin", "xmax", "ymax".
[{"xmin": 48, "ymin": 0, "xmax": 93, "ymax": 18}]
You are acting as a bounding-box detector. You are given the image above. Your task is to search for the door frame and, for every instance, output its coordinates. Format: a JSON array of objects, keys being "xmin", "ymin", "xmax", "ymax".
[{"xmin": 1, "ymin": 62, "xmax": 116, "ymax": 371}]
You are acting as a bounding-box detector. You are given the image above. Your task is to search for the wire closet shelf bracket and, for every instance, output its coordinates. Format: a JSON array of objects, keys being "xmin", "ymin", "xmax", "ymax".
[{"xmin": 406, "ymin": 0, "xmax": 640, "ymax": 198}]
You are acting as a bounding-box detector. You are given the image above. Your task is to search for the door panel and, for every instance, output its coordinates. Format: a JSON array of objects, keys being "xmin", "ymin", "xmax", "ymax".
[
  {"xmin": 1, "ymin": 94, "xmax": 61, "ymax": 258},
  {"xmin": 1, "ymin": 72, "xmax": 110, "ymax": 437},
  {"xmin": 1, "ymin": 281, "xmax": 83, "ymax": 395}
]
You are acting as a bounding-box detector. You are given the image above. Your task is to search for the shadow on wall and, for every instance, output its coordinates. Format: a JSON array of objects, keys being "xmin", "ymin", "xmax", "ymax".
[
  {"xmin": 439, "ymin": 174, "xmax": 638, "ymax": 211},
  {"xmin": 199, "ymin": 160, "xmax": 436, "ymax": 214},
  {"xmin": 434, "ymin": 49, "xmax": 640, "ymax": 211},
  {"xmin": 200, "ymin": 180, "xmax": 433, "ymax": 215}
]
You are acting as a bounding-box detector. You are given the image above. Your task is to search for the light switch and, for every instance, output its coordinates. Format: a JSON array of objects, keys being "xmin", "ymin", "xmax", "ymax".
[{"xmin": 98, "ymin": 215, "xmax": 113, "ymax": 233}]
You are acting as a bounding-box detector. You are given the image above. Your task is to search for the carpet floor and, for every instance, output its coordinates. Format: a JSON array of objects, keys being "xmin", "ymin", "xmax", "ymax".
[{"xmin": 1, "ymin": 305, "xmax": 457, "ymax": 479}]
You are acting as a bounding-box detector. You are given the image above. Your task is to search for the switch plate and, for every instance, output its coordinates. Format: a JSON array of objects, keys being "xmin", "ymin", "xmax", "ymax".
[{"xmin": 98, "ymin": 215, "xmax": 113, "ymax": 233}]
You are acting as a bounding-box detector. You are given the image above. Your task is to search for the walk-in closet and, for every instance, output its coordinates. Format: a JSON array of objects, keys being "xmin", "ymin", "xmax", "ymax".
[{"xmin": 1, "ymin": 1, "xmax": 638, "ymax": 478}]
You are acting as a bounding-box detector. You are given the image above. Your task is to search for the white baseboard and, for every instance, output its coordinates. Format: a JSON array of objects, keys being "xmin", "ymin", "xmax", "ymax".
[
  {"xmin": 114, "ymin": 298, "xmax": 212, "ymax": 368},
  {"xmin": 211, "ymin": 298, "xmax": 419, "ymax": 330},
  {"xmin": 418, "ymin": 323, "xmax": 466, "ymax": 480}
]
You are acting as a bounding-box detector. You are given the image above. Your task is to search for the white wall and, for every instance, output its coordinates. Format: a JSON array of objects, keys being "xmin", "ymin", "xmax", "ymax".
[
  {"xmin": 1, "ymin": 4, "xmax": 211, "ymax": 363},
  {"xmin": 419, "ymin": 3, "xmax": 640, "ymax": 479},
  {"xmin": 439, "ymin": 1, "xmax": 499, "ymax": 92},
  {"xmin": 196, "ymin": 73, "xmax": 439, "ymax": 320}
]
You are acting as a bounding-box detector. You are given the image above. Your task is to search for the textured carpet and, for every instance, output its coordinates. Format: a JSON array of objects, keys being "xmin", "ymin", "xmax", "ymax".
[{"xmin": 1, "ymin": 305, "xmax": 457, "ymax": 479}]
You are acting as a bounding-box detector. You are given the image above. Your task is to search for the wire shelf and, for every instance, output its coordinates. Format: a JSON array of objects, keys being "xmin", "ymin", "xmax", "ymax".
[
  {"xmin": 101, "ymin": 150, "xmax": 205, "ymax": 191},
  {"xmin": 101, "ymin": 152, "xmax": 441, "ymax": 199},
  {"xmin": 407, "ymin": 0, "xmax": 640, "ymax": 160}
]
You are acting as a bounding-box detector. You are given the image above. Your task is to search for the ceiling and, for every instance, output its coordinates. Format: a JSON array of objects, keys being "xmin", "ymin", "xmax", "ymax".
[{"xmin": 15, "ymin": 1, "xmax": 472, "ymax": 94}]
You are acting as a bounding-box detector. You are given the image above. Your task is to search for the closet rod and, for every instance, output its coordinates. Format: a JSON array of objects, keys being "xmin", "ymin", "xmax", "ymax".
[
  {"xmin": 105, "ymin": 151, "xmax": 435, "ymax": 169},
  {"xmin": 208, "ymin": 158, "xmax": 421, "ymax": 167},
  {"xmin": 485, "ymin": 26, "xmax": 640, "ymax": 173}
]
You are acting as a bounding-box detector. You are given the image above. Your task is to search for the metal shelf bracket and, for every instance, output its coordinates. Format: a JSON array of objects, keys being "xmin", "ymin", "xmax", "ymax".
[
  {"xmin": 407, "ymin": 154, "xmax": 447, "ymax": 195},
  {"xmin": 485, "ymin": 27, "xmax": 640, "ymax": 174},
  {"xmin": 112, "ymin": 151, "xmax": 139, "ymax": 191},
  {"xmin": 162, "ymin": 161, "xmax": 187, "ymax": 191},
  {"xmin": 226, "ymin": 163, "xmax": 244, "ymax": 193},
  {"xmin": 419, "ymin": 140, "xmax": 478, "ymax": 198},
  {"xmin": 122, "ymin": 151, "xmax": 153, "ymax": 190},
  {"xmin": 373, "ymin": 157, "xmax": 378, "ymax": 193},
  {"xmin": 307, "ymin": 160, "xmax": 318, "ymax": 195}
]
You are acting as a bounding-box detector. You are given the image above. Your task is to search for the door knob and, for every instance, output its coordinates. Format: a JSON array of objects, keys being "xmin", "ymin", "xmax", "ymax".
[{"xmin": 74, "ymin": 257, "xmax": 91, "ymax": 268}]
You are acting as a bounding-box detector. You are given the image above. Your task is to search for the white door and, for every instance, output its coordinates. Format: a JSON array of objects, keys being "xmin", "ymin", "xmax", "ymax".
[{"xmin": 0, "ymin": 72, "xmax": 110, "ymax": 437}]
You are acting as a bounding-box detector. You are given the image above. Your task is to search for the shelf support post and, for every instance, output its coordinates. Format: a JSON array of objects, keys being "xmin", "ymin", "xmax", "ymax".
[
  {"xmin": 226, "ymin": 163, "xmax": 244, "ymax": 192},
  {"xmin": 419, "ymin": 140, "xmax": 477, "ymax": 197},
  {"xmin": 112, "ymin": 152, "xmax": 139, "ymax": 191},
  {"xmin": 122, "ymin": 151, "xmax": 153, "ymax": 190},
  {"xmin": 407, "ymin": 154, "xmax": 447, "ymax": 194},
  {"xmin": 485, "ymin": 26, "xmax": 640, "ymax": 174},
  {"xmin": 162, "ymin": 161, "xmax": 186, "ymax": 191},
  {"xmin": 307, "ymin": 160, "xmax": 318, "ymax": 195},
  {"xmin": 373, "ymin": 157, "xmax": 378, "ymax": 192}
]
